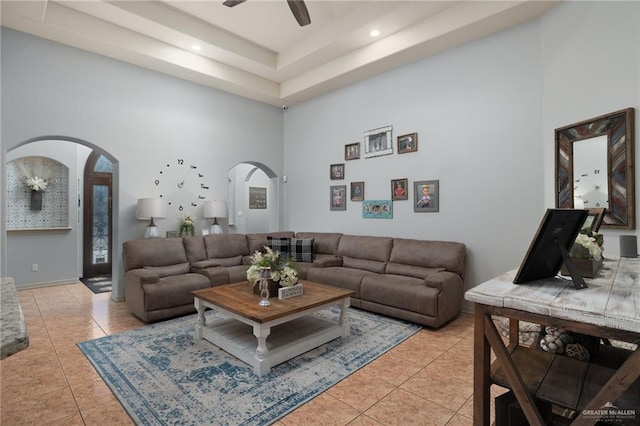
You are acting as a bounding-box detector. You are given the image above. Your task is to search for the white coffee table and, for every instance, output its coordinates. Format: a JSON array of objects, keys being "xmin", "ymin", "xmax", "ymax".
[{"xmin": 193, "ymin": 280, "xmax": 353, "ymax": 376}]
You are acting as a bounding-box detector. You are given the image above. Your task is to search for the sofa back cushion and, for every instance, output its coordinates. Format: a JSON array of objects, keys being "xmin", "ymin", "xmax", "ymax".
[
  {"xmin": 246, "ymin": 232, "xmax": 295, "ymax": 254},
  {"xmin": 204, "ymin": 234, "xmax": 249, "ymax": 259},
  {"xmin": 389, "ymin": 238, "xmax": 466, "ymax": 276},
  {"xmin": 337, "ymin": 235, "xmax": 393, "ymax": 262},
  {"xmin": 183, "ymin": 236, "xmax": 207, "ymax": 264},
  {"xmin": 296, "ymin": 232, "xmax": 342, "ymax": 255},
  {"xmin": 122, "ymin": 238, "xmax": 188, "ymax": 271}
]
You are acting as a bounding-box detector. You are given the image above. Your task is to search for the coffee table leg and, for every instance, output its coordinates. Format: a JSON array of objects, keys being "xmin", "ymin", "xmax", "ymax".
[
  {"xmin": 338, "ymin": 299, "xmax": 350, "ymax": 338},
  {"xmin": 194, "ymin": 298, "xmax": 205, "ymax": 342},
  {"xmin": 253, "ymin": 323, "xmax": 271, "ymax": 376}
]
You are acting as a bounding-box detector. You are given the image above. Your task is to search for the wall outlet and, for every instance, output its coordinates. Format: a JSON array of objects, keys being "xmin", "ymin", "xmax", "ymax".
[{"xmin": 32, "ymin": 264, "xmax": 38, "ymax": 272}]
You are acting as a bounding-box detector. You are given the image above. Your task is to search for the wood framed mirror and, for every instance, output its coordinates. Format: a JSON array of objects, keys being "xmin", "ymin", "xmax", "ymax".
[{"xmin": 555, "ymin": 108, "xmax": 635, "ymax": 229}]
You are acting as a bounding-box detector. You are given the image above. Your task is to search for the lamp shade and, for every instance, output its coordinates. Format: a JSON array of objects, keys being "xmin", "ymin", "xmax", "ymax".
[
  {"xmin": 136, "ymin": 198, "xmax": 166, "ymax": 220},
  {"xmin": 203, "ymin": 200, "xmax": 227, "ymax": 219}
]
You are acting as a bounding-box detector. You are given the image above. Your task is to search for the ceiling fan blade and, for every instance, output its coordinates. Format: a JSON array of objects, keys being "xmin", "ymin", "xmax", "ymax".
[
  {"xmin": 223, "ymin": 0, "xmax": 246, "ymax": 7},
  {"xmin": 287, "ymin": 0, "xmax": 311, "ymax": 26}
]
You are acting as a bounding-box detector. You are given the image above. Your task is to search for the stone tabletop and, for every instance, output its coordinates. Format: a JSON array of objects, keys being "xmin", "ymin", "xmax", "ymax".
[
  {"xmin": 465, "ymin": 257, "xmax": 640, "ymax": 334},
  {"xmin": 1, "ymin": 277, "xmax": 29, "ymax": 359}
]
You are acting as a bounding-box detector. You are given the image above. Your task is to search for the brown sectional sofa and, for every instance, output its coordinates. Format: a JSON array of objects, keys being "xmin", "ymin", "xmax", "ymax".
[{"xmin": 123, "ymin": 232, "xmax": 466, "ymax": 328}]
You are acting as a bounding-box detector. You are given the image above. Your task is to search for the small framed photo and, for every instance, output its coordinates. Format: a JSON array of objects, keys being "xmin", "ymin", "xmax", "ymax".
[
  {"xmin": 364, "ymin": 125, "xmax": 393, "ymax": 159},
  {"xmin": 414, "ymin": 180, "xmax": 439, "ymax": 212},
  {"xmin": 351, "ymin": 181, "xmax": 365, "ymax": 201},
  {"xmin": 166, "ymin": 230, "xmax": 178, "ymax": 238},
  {"xmin": 330, "ymin": 163, "xmax": 345, "ymax": 180},
  {"xmin": 345, "ymin": 143, "xmax": 360, "ymax": 160},
  {"xmin": 391, "ymin": 178, "xmax": 408, "ymax": 200},
  {"xmin": 584, "ymin": 208, "xmax": 606, "ymax": 232},
  {"xmin": 363, "ymin": 200, "xmax": 393, "ymax": 219},
  {"xmin": 330, "ymin": 185, "xmax": 347, "ymax": 211},
  {"xmin": 397, "ymin": 133, "xmax": 418, "ymax": 154}
]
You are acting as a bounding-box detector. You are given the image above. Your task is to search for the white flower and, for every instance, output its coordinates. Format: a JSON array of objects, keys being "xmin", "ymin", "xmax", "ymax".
[
  {"xmin": 25, "ymin": 176, "xmax": 48, "ymax": 192},
  {"xmin": 572, "ymin": 233, "xmax": 602, "ymax": 261},
  {"xmin": 246, "ymin": 246, "xmax": 298, "ymax": 287}
]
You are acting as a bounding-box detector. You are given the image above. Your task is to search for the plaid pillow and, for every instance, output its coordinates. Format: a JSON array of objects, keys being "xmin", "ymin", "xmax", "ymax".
[
  {"xmin": 290, "ymin": 238, "xmax": 314, "ymax": 263},
  {"xmin": 266, "ymin": 236, "xmax": 290, "ymax": 256}
]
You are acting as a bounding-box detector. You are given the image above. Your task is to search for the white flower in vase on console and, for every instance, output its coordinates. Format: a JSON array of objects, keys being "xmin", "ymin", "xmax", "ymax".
[{"xmin": 25, "ymin": 176, "xmax": 48, "ymax": 192}]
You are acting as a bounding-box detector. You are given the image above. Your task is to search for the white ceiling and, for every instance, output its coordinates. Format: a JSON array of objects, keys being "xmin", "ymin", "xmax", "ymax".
[{"xmin": 1, "ymin": 0, "xmax": 560, "ymax": 107}]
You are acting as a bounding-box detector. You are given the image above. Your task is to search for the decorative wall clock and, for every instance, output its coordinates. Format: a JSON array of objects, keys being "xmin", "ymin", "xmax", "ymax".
[{"xmin": 153, "ymin": 159, "xmax": 212, "ymax": 216}]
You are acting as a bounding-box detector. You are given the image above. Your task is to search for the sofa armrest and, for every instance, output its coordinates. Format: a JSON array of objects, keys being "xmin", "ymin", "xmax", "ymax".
[
  {"xmin": 424, "ymin": 271, "xmax": 462, "ymax": 291},
  {"xmin": 124, "ymin": 269, "xmax": 159, "ymax": 322},
  {"xmin": 313, "ymin": 256, "xmax": 343, "ymax": 267}
]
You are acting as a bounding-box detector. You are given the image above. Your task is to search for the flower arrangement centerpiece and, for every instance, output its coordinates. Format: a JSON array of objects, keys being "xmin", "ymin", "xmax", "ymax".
[
  {"xmin": 25, "ymin": 176, "xmax": 49, "ymax": 210},
  {"xmin": 25, "ymin": 176, "xmax": 48, "ymax": 192},
  {"xmin": 561, "ymin": 227, "xmax": 604, "ymax": 278},
  {"xmin": 178, "ymin": 213, "xmax": 196, "ymax": 237},
  {"xmin": 570, "ymin": 228, "xmax": 604, "ymax": 261},
  {"xmin": 247, "ymin": 247, "xmax": 298, "ymax": 296}
]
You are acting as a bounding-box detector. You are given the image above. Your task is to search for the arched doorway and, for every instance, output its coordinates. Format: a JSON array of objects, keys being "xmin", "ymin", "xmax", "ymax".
[
  {"xmin": 228, "ymin": 161, "xmax": 279, "ymax": 234},
  {"xmin": 83, "ymin": 151, "xmax": 113, "ymax": 279}
]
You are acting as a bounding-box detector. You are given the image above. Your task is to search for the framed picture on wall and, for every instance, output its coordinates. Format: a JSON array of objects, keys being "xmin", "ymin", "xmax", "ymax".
[
  {"xmin": 330, "ymin": 185, "xmax": 347, "ymax": 211},
  {"xmin": 364, "ymin": 125, "xmax": 393, "ymax": 158},
  {"xmin": 363, "ymin": 200, "xmax": 393, "ymax": 219},
  {"xmin": 414, "ymin": 180, "xmax": 439, "ymax": 212},
  {"xmin": 330, "ymin": 163, "xmax": 345, "ymax": 180},
  {"xmin": 397, "ymin": 133, "xmax": 418, "ymax": 154},
  {"xmin": 351, "ymin": 181, "xmax": 365, "ymax": 201},
  {"xmin": 345, "ymin": 143, "xmax": 360, "ymax": 160},
  {"xmin": 391, "ymin": 178, "xmax": 408, "ymax": 200}
]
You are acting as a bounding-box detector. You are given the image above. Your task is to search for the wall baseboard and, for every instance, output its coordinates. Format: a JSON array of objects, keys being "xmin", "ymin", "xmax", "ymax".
[{"xmin": 15, "ymin": 278, "xmax": 79, "ymax": 290}]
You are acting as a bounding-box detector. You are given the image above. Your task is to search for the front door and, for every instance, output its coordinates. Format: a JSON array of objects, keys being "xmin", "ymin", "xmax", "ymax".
[{"xmin": 83, "ymin": 151, "xmax": 113, "ymax": 278}]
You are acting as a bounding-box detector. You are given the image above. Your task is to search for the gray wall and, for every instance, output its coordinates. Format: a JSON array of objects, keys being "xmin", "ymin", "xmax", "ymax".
[
  {"xmin": 1, "ymin": 28, "xmax": 284, "ymax": 298},
  {"xmin": 2, "ymin": 1, "xmax": 639, "ymax": 306},
  {"xmin": 283, "ymin": 1, "xmax": 640, "ymax": 308}
]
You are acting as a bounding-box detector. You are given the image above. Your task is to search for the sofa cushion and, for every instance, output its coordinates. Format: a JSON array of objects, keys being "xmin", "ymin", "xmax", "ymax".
[
  {"xmin": 123, "ymin": 238, "xmax": 188, "ymax": 271},
  {"xmin": 267, "ymin": 236, "xmax": 290, "ymax": 256},
  {"xmin": 204, "ymin": 234, "xmax": 249, "ymax": 259},
  {"xmin": 143, "ymin": 263, "xmax": 190, "ymax": 278},
  {"xmin": 182, "ymin": 236, "xmax": 207, "ymax": 264},
  {"xmin": 337, "ymin": 235, "xmax": 393, "ymax": 262},
  {"xmin": 342, "ymin": 256, "xmax": 386, "ymax": 273},
  {"xmin": 226, "ymin": 265, "xmax": 251, "ymax": 283},
  {"xmin": 306, "ymin": 267, "xmax": 372, "ymax": 299},
  {"xmin": 143, "ymin": 273, "xmax": 210, "ymax": 311},
  {"xmin": 295, "ymin": 232, "xmax": 342, "ymax": 255},
  {"xmin": 290, "ymin": 238, "xmax": 314, "ymax": 262},
  {"xmin": 385, "ymin": 263, "xmax": 445, "ymax": 279},
  {"xmin": 390, "ymin": 238, "xmax": 466, "ymax": 276},
  {"xmin": 360, "ymin": 274, "xmax": 439, "ymax": 317}
]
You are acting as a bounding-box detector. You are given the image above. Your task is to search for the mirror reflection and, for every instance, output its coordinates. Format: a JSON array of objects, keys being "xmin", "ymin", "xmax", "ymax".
[{"xmin": 572, "ymin": 135, "xmax": 608, "ymax": 209}]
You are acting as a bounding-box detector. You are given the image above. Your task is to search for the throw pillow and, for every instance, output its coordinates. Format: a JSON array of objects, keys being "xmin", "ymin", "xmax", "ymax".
[
  {"xmin": 290, "ymin": 238, "xmax": 315, "ymax": 262},
  {"xmin": 267, "ymin": 236, "xmax": 290, "ymax": 256}
]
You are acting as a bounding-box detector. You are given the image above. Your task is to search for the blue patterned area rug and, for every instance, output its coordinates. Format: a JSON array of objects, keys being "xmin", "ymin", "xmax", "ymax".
[{"xmin": 78, "ymin": 307, "xmax": 421, "ymax": 426}]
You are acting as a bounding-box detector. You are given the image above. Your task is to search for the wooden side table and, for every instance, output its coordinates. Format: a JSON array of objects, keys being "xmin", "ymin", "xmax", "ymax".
[{"xmin": 465, "ymin": 258, "xmax": 640, "ymax": 425}]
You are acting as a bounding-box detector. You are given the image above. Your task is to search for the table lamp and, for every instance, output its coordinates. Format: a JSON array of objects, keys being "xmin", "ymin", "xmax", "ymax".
[
  {"xmin": 203, "ymin": 200, "xmax": 227, "ymax": 235},
  {"xmin": 136, "ymin": 198, "xmax": 166, "ymax": 238}
]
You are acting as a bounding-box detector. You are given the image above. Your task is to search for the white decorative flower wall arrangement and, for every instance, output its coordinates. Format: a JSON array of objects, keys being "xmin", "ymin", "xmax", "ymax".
[{"xmin": 6, "ymin": 156, "xmax": 69, "ymax": 229}]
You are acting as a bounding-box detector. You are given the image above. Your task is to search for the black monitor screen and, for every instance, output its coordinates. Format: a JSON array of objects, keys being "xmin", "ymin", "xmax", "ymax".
[{"xmin": 513, "ymin": 209, "xmax": 588, "ymax": 284}]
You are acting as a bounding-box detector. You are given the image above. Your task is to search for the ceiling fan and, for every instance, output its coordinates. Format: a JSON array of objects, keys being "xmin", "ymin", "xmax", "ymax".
[{"xmin": 222, "ymin": 0, "xmax": 311, "ymax": 27}]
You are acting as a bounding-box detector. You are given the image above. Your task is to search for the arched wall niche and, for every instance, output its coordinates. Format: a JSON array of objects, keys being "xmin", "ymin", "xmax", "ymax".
[
  {"xmin": 3, "ymin": 136, "xmax": 122, "ymax": 301},
  {"xmin": 228, "ymin": 161, "xmax": 279, "ymax": 234}
]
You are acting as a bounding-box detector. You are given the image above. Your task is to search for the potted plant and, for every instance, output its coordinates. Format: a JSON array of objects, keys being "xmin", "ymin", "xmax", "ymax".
[
  {"xmin": 561, "ymin": 227, "xmax": 604, "ymax": 278},
  {"xmin": 246, "ymin": 247, "xmax": 298, "ymax": 296}
]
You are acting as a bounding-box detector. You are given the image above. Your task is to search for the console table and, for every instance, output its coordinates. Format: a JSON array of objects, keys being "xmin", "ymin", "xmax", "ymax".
[{"xmin": 465, "ymin": 257, "xmax": 640, "ymax": 425}]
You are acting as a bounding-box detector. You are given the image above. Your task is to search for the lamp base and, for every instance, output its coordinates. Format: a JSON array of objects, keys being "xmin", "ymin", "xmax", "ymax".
[
  {"xmin": 210, "ymin": 224, "xmax": 223, "ymax": 235},
  {"xmin": 145, "ymin": 225, "xmax": 161, "ymax": 239}
]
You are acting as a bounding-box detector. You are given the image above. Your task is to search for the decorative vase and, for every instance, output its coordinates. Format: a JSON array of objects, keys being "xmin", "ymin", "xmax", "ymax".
[
  {"xmin": 560, "ymin": 257, "xmax": 603, "ymax": 278},
  {"xmin": 30, "ymin": 190, "xmax": 43, "ymax": 211},
  {"xmin": 179, "ymin": 224, "xmax": 195, "ymax": 237},
  {"xmin": 253, "ymin": 278, "xmax": 280, "ymax": 298}
]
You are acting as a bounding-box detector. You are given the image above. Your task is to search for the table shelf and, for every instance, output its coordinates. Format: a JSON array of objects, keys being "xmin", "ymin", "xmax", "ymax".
[{"xmin": 491, "ymin": 345, "xmax": 640, "ymax": 420}]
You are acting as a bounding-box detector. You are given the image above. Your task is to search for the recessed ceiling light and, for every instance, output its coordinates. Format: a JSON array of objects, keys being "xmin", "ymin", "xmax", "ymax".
[
  {"xmin": 191, "ymin": 44, "xmax": 202, "ymax": 52},
  {"xmin": 369, "ymin": 29, "xmax": 380, "ymax": 37}
]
